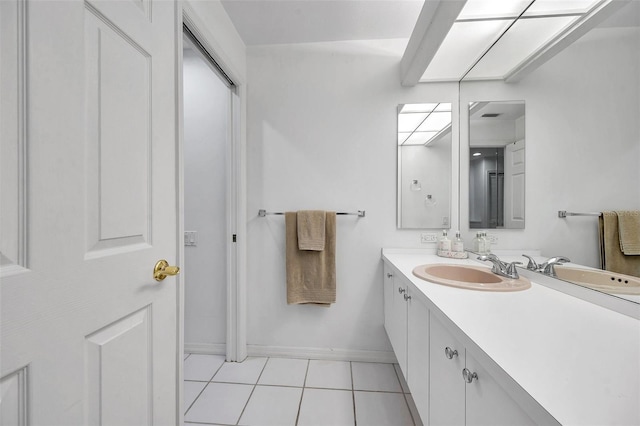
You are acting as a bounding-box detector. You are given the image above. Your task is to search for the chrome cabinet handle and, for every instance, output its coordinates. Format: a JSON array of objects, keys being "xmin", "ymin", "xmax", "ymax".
[
  {"xmin": 404, "ymin": 293, "xmax": 411, "ymax": 301},
  {"xmin": 462, "ymin": 368, "xmax": 478, "ymax": 383},
  {"xmin": 387, "ymin": 273, "xmax": 393, "ymax": 278},
  {"xmin": 398, "ymin": 287, "xmax": 406, "ymax": 294},
  {"xmin": 445, "ymin": 347, "xmax": 458, "ymax": 359}
]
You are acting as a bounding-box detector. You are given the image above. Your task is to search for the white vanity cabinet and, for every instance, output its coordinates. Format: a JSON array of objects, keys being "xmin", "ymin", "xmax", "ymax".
[
  {"xmin": 383, "ymin": 256, "xmax": 558, "ymax": 426},
  {"xmin": 383, "ymin": 263, "xmax": 430, "ymax": 422},
  {"xmin": 429, "ymin": 314, "xmax": 536, "ymax": 426}
]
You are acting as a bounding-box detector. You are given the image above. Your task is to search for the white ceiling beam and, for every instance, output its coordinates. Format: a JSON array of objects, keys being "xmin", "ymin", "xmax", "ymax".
[
  {"xmin": 504, "ymin": 0, "xmax": 630, "ymax": 83},
  {"xmin": 400, "ymin": 0, "xmax": 467, "ymax": 87}
]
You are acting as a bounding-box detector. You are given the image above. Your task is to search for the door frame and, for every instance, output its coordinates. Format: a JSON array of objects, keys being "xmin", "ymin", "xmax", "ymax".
[{"xmin": 175, "ymin": 1, "xmax": 248, "ymax": 420}]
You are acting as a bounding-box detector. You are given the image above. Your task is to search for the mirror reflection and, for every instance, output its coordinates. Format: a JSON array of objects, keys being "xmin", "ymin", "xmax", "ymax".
[
  {"xmin": 459, "ymin": 2, "xmax": 639, "ymax": 305},
  {"xmin": 397, "ymin": 103, "xmax": 452, "ymax": 229},
  {"xmin": 469, "ymin": 101, "xmax": 525, "ymax": 230}
]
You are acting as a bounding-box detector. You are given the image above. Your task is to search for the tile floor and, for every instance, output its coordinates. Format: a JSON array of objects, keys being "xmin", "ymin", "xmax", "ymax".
[{"xmin": 183, "ymin": 354, "xmax": 423, "ymax": 426}]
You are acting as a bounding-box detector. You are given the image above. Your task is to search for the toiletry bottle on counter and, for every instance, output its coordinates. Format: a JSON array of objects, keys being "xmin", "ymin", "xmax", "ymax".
[
  {"xmin": 472, "ymin": 232, "xmax": 483, "ymax": 253},
  {"xmin": 453, "ymin": 231, "xmax": 464, "ymax": 253},
  {"xmin": 439, "ymin": 230, "xmax": 451, "ymax": 252},
  {"xmin": 482, "ymin": 231, "xmax": 491, "ymax": 253}
]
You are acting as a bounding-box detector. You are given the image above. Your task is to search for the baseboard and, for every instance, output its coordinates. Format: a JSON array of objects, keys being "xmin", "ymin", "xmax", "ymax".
[
  {"xmin": 184, "ymin": 342, "xmax": 226, "ymax": 355},
  {"xmin": 246, "ymin": 344, "xmax": 397, "ymax": 364}
]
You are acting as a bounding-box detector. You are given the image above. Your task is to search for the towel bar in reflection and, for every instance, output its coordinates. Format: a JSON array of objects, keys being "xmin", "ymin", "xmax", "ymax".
[
  {"xmin": 558, "ymin": 210, "xmax": 602, "ymax": 218},
  {"xmin": 258, "ymin": 209, "xmax": 365, "ymax": 218}
]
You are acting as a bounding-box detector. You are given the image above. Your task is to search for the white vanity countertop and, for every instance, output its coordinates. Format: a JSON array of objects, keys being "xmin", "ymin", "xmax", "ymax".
[{"xmin": 382, "ymin": 249, "xmax": 640, "ymax": 426}]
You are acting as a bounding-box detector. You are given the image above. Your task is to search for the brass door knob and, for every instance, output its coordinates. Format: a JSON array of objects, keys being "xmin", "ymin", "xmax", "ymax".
[{"xmin": 153, "ymin": 260, "xmax": 180, "ymax": 281}]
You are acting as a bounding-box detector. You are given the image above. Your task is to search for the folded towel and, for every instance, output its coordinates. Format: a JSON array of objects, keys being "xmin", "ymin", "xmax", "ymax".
[
  {"xmin": 616, "ymin": 210, "xmax": 640, "ymax": 255},
  {"xmin": 600, "ymin": 212, "xmax": 640, "ymax": 277},
  {"xmin": 286, "ymin": 211, "xmax": 336, "ymax": 306},
  {"xmin": 297, "ymin": 210, "xmax": 326, "ymax": 251}
]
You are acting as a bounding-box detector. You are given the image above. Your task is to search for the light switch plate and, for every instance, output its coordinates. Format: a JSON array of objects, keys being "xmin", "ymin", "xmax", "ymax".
[{"xmin": 184, "ymin": 231, "xmax": 197, "ymax": 246}]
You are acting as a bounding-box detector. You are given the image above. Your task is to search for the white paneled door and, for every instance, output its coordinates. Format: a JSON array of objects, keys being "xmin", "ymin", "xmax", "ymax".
[
  {"xmin": 1, "ymin": 0, "xmax": 179, "ymax": 424},
  {"xmin": 504, "ymin": 139, "xmax": 525, "ymax": 229}
]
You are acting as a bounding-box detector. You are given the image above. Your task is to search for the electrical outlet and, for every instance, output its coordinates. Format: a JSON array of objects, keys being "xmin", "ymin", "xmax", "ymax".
[
  {"xmin": 442, "ymin": 216, "xmax": 449, "ymax": 226},
  {"xmin": 184, "ymin": 231, "xmax": 197, "ymax": 246},
  {"xmin": 486, "ymin": 233, "xmax": 498, "ymax": 244},
  {"xmin": 421, "ymin": 233, "xmax": 438, "ymax": 243}
]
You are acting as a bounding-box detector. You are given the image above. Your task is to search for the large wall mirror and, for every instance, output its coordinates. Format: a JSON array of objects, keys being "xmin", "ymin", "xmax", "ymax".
[
  {"xmin": 397, "ymin": 103, "xmax": 452, "ymax": 229},
  {"xmin": 469, "ymin": 101, "xmax": 525, "ymax": 230},
  {"xmin": 459, "ymin": 3, "xmax": 639, "ymax": 305}
]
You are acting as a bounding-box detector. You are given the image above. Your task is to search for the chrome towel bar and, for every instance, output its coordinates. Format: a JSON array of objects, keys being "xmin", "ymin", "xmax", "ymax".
[
  {"xmin": 558, "ymin": 210, "xmax": 602, "ymax": 218},
  {"xmin": 259, "ymin": 209, "xmax": 365, "ymax": 218}
]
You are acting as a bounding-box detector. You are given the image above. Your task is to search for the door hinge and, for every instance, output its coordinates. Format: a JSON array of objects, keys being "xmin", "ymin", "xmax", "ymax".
[{"xmin": 232, "ymin": 234, "xmax": 237, "ymax": 243}]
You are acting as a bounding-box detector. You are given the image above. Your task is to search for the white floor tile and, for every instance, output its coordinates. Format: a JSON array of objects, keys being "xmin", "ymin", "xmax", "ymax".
[
  {"xmin": 258, "ymin": 358, "xmax": 309, "ymax": 387},
  {"xmin": 238, "ymin": 385, "xmax": 303, "ymax": 426},
  {"xmin": 354, "ymin": 391, "xmax": 414, "ymax": 426},
  {"xmin": 184, "ymin": 382, "xmax": 253, "ymax": 425},
  {"xmin": 297, "ymin": 388, "xmax": 355, "ymax": 426},
  {"xmin": 305, "ymin": 360, "xmax": 352, "ymax": 390},
  {"xmin": 213, "ymin": 357, "xmax": 268, "ymax": 384},
  {"xmin": 405, "ymin": 393, "xmax": 424, "ymax": 426},
  {"xmin": 352, "ymin": 362, "xmax": 402, "ymax": 392},
  {"xmin": 183, "ymin": 354, "xmax": 226, "ymax": 381},
  {"xmin": 394, "ymin": 364, "xmax": 410, "ymax": 393},
  {"xmin": 183, "ymin": 381, "xmax": 207, "ymax": 413}
]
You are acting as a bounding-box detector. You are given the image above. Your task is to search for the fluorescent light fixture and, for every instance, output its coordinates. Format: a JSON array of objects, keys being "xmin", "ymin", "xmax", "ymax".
[
  {"xmin": 473, "ymin": 152, "xmax": 482, "ymax": 157},
  {"xmin": 457, "ymin": 0, "xmax": 531, "ymax": 20},
  {"xmin": 523, "ymin": 0, "xmax": 602, "ymax": 16},
  {"xmin": 418, "ymin": 0, "xmax": 611, "ymax": 82},
  {"xmin": 418, "ymin": 111, "xmax": 452, "ymax": 132},
  {"xmin": 402, "ymin": 132, "xmax": 440, "ymax": 145},
  {"xmin": 398, "ymin": 103, "xmax": 452, "ymax": 146},
  {"xmin": 420, "ymin": 19, "xmax": 512, "ymax": 81},
  {"xmin": 398, "ymin": 113, "xmax": 428, "ymax": 133},
  {"xmin": 467, "ymin": 15, "xmax": 579, "ymax": 79},
  {"xmin": 399, "ymin": 103, "xmax": 440, "ymax": 113}
]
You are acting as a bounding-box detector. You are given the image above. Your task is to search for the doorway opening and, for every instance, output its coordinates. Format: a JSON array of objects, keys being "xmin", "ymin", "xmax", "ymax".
[{"xmin": 182, "ymin": 25, "xmax": 237, "ymax": 360}]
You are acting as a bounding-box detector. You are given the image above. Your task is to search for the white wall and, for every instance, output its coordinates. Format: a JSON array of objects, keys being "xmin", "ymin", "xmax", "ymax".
[
  {"xmin": 246, "ymin": 40, "xmax": 458, "ymax": 355},
  {"xmin": 183, "ymin": 49, "xmax": 230, "ymax": 347},
  {"xmin": 460, "ymin": 26, "xmax": 640, "ymax": 267}
]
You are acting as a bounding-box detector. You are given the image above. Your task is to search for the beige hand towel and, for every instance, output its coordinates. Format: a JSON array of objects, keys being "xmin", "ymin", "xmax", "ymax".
[
  {"xmin": 286, "ymin": 211, "xmax": 336, "ymax": 305},
  {"xmin": 616, "ymin": 210, "xmax": 640, "ymax": 255},
  {"xmin": 297, "ymin": 210, "xmax": 326, "ymax": 251},
  {"xmin": 600, "ymin": 211, "xmax": 640, "ymax": 277}
]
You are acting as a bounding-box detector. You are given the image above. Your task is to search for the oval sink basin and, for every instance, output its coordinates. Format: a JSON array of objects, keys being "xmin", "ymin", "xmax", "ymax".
[
  {"xmin": 555, "ymin": 266, "xmax": 640, "ymax": 295},
  {"xmin": 412, "ymin": 264, "xmax": 531, "ymax": 292}
]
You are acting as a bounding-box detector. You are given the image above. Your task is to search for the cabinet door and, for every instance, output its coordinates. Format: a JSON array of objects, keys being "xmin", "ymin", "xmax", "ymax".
[
  {"xmin": 383, "ymin": 264, "xmax": 395, "ymax": 338},
  {"xmin": 407, "ymin": 290, "xmax": 429, "ymax": 423},
  {"xmin": 430, "ymin": 314, "xmax": 465, "ymax": 426},
  {"xmin": 393, "ymin": 280, "xmax": 409, "ymax": 376},
  {"xmin": 383, "ymin": 265, "xmax": 409, "ymax": 376},
  {"xmin": 465, "ymin": 352, "xmax": 535, "ymax": 426}
]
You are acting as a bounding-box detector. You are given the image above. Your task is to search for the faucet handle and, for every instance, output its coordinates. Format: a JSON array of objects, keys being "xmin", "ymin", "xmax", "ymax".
[
  {"xmin": 522, "ymin": 254, "xmax": 539, "ymax": 271},
  {"xmin": 541, "ymin": 256, "xmax": 571, "ymax": 277},
  {"xmin": 506, "ymin": 261, "xmax": 522, "ymax": 278}
]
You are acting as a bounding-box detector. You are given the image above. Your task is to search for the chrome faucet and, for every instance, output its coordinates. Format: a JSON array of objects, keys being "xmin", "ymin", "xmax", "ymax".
[
  {"xmin": 522, "ymin": 254, "xmax": 570, "ymax": 277},
  {"xmin": 477, "ymin": 254, "xmax": 522, "ymax": 279},
  {"xmin": 539, "ymin": 256, "xmax": 571, "ymax": 277}
]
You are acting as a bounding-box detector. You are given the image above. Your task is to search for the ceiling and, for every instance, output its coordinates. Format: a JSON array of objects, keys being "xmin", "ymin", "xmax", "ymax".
[{"xmin": 220, "ymin": 0, "xmax": 424, "ymax": 45}]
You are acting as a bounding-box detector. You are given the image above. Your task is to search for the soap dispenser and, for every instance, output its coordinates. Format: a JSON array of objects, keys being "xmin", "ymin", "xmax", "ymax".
[
  {"xmin": 472, "ymin": 232, "xmax": 483, "ymax": 253},
  {"xmin": 439, "ymin": 230, "xmax": 451, "ymax": 252},
  {"xmin": 453, "ymin": 231, "xmax": 464, "ymax": 253},
  {"xmin": 482, "ymin": 231, "xmax": 491, "ymax": 253}
]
